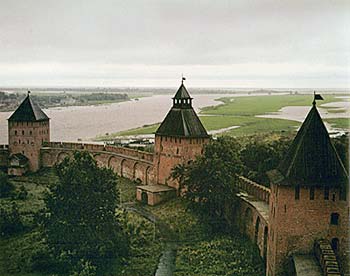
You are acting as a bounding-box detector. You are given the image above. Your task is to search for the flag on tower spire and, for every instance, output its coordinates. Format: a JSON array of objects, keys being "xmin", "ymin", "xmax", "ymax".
[{"xmin": 313, "ymin": 91, "xmax": 324, "ymax": 106}]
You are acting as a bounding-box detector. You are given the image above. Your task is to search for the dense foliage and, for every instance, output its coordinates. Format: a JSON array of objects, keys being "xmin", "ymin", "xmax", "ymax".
[
  {"xmin": 0, "ymin": 203, "xmax": 23, "ymax": 236},
  {"xmin": 177, "ymin": 137, "xmax": 243, "ymax": 229},
  {"xmin": 175, "ymin": 235, "xmax": 264, "ymax": 276},
  {"xmin": 43, "ymin": 151, "xmax": 128, "ymax": 272},
  {"xmin": 240, "ymin": 136, "xmax": 292, "ymax": 185},
  {"xmin": 0, "ymin": 171, "xmax": 15, "ymax": 198}
]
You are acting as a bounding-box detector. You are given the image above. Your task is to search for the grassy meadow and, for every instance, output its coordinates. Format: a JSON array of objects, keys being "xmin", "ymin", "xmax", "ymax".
[{"xmin": 95, "ymin": 93, "xmax": 349, "ymax": 140}]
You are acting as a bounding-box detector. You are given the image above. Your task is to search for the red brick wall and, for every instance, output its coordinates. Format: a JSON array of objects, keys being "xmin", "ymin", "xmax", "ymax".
[
  {"xmin": 153, "ymin": 135, "xmax": 209, "ymax": 189},
  {"xmin": 267, "ymin": 184, "xmax": 349, "ymax": 276},
  {"xmin": 8, "ymin": 120, "xmax": 50, "ymax": 171}
]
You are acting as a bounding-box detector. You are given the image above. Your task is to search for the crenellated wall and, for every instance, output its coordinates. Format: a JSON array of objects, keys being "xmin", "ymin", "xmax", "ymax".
[
  {"xmin": 232, "ymin": 177, "xmax": 270, "ymax": 261},
  {"xmin": 40, "ymin": 142, "xmax": 155, "ymax": 185}
]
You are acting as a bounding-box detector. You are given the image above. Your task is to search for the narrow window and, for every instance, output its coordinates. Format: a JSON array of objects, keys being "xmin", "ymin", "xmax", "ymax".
[
  {"xmin": 22, "ymin": 130, "xmax": 24, "ymax": 135},
  {"xmin": 14, "ymin": 130, "xmax": 17, "ymax": 135},
  {"xmin": 30, "ymin": 130, "xmax": 32, "ymax": 135},
  {"xmin": 175, "ymin": 138, "xmax": 177, "ymax": 143},
  {"xmin": 324, "ymin": 186, "xmax": 329, "ymax": 200},
  {"xmin": 284, "ymin": 204, "xmax": 287, "ymax": 213},
  {"xmin": 179, "ymin": 138, "xmax": 181, "ymax": 144},
  {"xmin": 295, "ymin": 186, "xmax": 300, "ymax": 200},
  {"xmin": 310, "ymin": 187, "xmax": 315, "ymax": 200},
  {"xmin": 176, "ymin": 148, "xmax": 179, "ymax": 154},
  {"xmin": 330, "ymin": 213, "xmax": 339, "ymax": 225}
]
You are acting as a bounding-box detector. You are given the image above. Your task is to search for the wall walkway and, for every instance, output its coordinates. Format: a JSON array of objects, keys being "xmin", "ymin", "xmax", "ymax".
[{"xmin": 40, "ymin": 142, "xmax": 155, "ymax": 185}]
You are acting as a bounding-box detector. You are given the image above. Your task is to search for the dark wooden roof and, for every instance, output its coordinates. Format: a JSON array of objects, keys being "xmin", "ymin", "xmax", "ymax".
[
  {"xmin": 8, "ymin": 94, "xmax": 49, "ymax": 122},
  {"xmin": 268, "ymin": 104, "xmax": 348, "ymax": 187},
  {"xmin": 173, "ymin": 83, "xmax": 192, "ymax": 99},
  {"xmin": 156, "ymin": 83, "xmax": 209, "ymax": 138}
]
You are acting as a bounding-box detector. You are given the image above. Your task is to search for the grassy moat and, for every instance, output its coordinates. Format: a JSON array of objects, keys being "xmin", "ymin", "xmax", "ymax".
[{"xmin": 0, "ymin": 169, "xmax": 264, "ymax": 276}]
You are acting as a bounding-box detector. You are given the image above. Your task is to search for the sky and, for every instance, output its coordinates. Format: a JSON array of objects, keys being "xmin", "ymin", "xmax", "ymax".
[{"xmin": 0, "ymin": 0, "xmax": 349, "ymax": 88}]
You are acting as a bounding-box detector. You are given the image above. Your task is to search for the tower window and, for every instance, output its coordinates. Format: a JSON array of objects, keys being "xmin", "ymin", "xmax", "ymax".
[
  {"xmin": 22, "ymin": 130, "xmax": 24, "ymax": 135},
  {"xmin": 14, "ymin": 130, "xmax": 17, "ymax": 135},
  {"xmin": 310, "ymin": 187, "xmax": 315, "ymax": 200},
  {"xmin": 176, "ymin": 148, "xmax": 179, "ymax": 154},
  {"xmin": 330, "ymin": 213, "xmax": 339, "ymax": 225},
  {"xmin": 295, "ymin": 186, "xmax": 300, "ymax": 200},
  {"xmin": 324, "ymin": 186, "xmax": 329, "ymax": 200},
  {"xmin": 30, "ymin": 130, "xmax": 32, "ymax": 135}
]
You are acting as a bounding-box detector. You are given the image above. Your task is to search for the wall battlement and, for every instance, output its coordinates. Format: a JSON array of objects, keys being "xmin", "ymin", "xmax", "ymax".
[
  {"xmin": 43, "ymin": 142, "xmax": 154, "ymax": 163},
  {"xmin": 237, "ymin": 175, "xmax": 270, "ymax": 204}
]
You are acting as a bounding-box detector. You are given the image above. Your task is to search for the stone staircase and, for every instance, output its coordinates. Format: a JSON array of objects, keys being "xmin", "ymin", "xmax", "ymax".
[{"xmin": 314, "ymin": 239, "xmax": 342, "ymax": 276}]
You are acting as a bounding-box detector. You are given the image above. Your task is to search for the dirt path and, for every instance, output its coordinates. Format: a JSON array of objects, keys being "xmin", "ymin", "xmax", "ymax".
[{"xmin": 123, "ymin": 203, "xmax": 178, "ymax": 276}]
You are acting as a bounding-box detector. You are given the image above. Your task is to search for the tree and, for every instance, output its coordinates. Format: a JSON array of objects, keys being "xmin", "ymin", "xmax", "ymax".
[
  {"xmin": 0, "ymin": 203, "xmax": 23, "ymax": 236},
  {"xmin": 240, "ymin": 137, "xmax": 291, "ymax": 185},
  {"xmin": 0, "ymin": 171, "xmax": 14, "ymax": 198},
  {"xmin": 43, "ymin": 151, "xmax": 128, "ymax": 270},
  {"xmin": 181, "ymin": 137, "xmax": 243, "ymax": 229}
]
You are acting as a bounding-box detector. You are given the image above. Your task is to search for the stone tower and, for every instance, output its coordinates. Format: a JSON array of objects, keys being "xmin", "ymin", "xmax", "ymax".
[
  {"xmin": 154, "ymin": 80, "xmax": 210, "ymax": 190},
  {"xmin": 266, "ymin": 101, "xmax": 349, "ymax": 275},
  {"xmin": 8, "ymin": 92, "xmax": 50, "ymax": 173}
]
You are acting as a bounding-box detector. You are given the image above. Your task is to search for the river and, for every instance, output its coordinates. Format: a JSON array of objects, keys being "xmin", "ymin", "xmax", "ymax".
[{"xmin": 0, "ymin": 94, "xmax": 227, "ymax": 144}]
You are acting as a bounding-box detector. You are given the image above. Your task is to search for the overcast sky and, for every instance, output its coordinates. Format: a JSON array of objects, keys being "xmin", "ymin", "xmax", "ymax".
[{"xmin": 0, "ymin": 0, "xmax": 349, "ymax": 88}]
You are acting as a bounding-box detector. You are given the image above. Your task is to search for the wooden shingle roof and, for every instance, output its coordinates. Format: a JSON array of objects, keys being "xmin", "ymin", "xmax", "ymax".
[
  {"xmin": 156, "ymin": 83, "xmax": 209, "ymax": 138},
  {"xmin": 268, "ymin": 104, "xmax": 348, "ymax": 187},
  {"xmin": 8, "ymin": 93, "xmax": 49, "ymax": 122}
]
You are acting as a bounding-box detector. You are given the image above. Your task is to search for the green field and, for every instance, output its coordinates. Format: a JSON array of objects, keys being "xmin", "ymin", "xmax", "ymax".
[{"xmin": 95, "ymin": 94, "xmax": 348, "ymax": 140}]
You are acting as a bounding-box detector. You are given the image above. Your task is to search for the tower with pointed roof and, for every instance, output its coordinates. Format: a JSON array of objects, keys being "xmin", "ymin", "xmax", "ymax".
[
  {"xmin": 8, "ymin": 92, "xmax": 50, "ymax": 173},
  {"xmin": 266, "ymin": 100, "xmax": 349, "ymax": 275},
  {"xmin": 154, "ymin": 79, "xmax": 210, "ymax": 190}
]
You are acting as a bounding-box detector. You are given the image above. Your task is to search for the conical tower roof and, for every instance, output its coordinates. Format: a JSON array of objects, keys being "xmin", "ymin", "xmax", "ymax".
[
  {"xmin": 268, "ymin": 103, "xmax": 348, "ymax": 187},
  {"xmin": 8, "ymin": 92, "xmax": 49, "ymax": 122},
  {"xmin": 173, "ymin": 83, "xmax": 192, "ymax": 100},
  {"xmin": 156, "ymin": 82, "xmax": 209, "ymax": 138}
]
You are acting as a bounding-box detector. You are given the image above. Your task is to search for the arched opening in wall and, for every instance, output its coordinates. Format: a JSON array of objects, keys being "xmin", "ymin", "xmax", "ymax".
[
  {"xmin": 145, "ymin": 166, "xmax": 151, "ymax": 185},
  {"xmin": 331, "ymin": 238, "xmax": 339, "ymax": 254},
  {"xmin": 133, "ymin": 162, "xmax": 139, "ymax": 179},
  {"xmin": 243, "ymin": 207, "xmax": 253, "ymax": 237},
  {"xmin": 254, "ymin": 216, "xmax": 260, "ymax": 244},
  {"xmin": 141, "ymin": 191, "xmax": 148, "ymax": 204},
  {"xmin": 120, "ymin": 159, "xmax": 126, "ymax": 177},
  {"xmin": 107, "ymin": 156, "xmax": 118, "ymax": 172},
  {"xmin": 263, "ymin": 226, "xmax": 268, "ymax": 259},
  {"xmin": 57, "ymin": 152, "xmax": 69, "ymax": 163},
  {"xmin": 93, "ymin": 153, "xmax": 103, "ymax": 167}
]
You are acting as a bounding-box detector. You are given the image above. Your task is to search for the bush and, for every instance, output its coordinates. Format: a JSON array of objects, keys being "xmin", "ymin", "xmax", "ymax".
[
  {"xmin": 0, "ymin": 203, "xmax": 24, "ymax": 236},
  {"xmin": 0, "ymin": 171, "xmax": 15, "ymax": 198},
  {"xmin": 15, "ymin": 185, "xmax": 28, "ymax": 200},
  {"xmin": 70, "ymin": 260, "xmax": 97, "ymax": 276}
]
